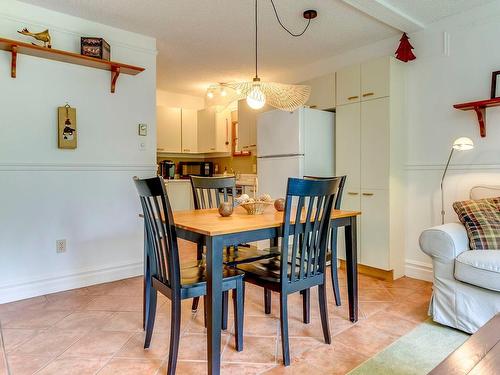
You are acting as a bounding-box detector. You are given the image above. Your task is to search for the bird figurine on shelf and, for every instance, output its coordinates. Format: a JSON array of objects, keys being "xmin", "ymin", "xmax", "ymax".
[{"xmin": 17, "ymin": 28, "xmax": 52, "ymax": 48}]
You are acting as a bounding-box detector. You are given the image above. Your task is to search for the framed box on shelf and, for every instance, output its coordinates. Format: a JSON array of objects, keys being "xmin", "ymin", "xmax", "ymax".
[{"xmin": 81, "ymin": 37, "xmax": 110, "ymax": 61}]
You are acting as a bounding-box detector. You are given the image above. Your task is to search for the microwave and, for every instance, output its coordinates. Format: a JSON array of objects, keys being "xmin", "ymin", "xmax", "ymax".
[{"xmin": 178, "ymin": 161, "xmax": 214, "ymax": 179}]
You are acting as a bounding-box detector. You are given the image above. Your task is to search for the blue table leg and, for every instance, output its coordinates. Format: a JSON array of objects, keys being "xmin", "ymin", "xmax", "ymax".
[
  {"xmin": 206, "ymin": 235, "xmax": 224, "ymax": 375},
  {"xmin": 345, "ymin": 216, "xmax": 358, "ymax": 322}
]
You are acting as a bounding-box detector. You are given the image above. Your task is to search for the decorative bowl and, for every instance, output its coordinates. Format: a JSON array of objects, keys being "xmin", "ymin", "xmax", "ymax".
[{"xmin": 240, "ymin": 201, "xmax": 273, "ymax": 215}]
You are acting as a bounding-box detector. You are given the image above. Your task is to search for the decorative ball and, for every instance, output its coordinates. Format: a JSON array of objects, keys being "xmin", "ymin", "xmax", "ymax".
[
  {"xmin": 218, "ymin": 202, "xmax": 233, "ymax": 217},
  {"xmin": 258, "ymin": 193, "xmax": 273, "ymax": 202},
  {"xmin": 274, "ymin": 198, "xmax": 285, "ymax": 211}
]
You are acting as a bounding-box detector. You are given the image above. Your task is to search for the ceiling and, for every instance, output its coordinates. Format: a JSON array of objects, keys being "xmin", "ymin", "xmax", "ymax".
[{"xmin": 20, "ymin": 0, "xmax": 496, "ymax": 96}]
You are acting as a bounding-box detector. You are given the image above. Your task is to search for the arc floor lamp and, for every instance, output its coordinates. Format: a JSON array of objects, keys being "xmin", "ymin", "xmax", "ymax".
[{"xmin": 441, "ymin": 137, "xmax": 474, "ymax": 224}]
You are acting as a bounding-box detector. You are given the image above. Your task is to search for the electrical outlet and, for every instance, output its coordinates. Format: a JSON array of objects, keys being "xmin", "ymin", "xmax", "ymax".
[{"xmin": 56, "ymin": 239, "xmax": 66, "ymax": 253}]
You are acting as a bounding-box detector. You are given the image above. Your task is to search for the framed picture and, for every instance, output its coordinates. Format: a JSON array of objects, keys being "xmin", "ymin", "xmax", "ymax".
[
  {"xmin": 58, "ymin": 105, "xmax": 77, "ymax": 149},
  {"xmin": 491, "ymin": 71, "xmax": 500, "ymax": 99}
]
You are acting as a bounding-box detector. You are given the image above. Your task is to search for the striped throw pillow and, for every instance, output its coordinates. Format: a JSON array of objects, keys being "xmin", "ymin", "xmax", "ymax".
[{"xmin": 453, "ymin": 197, "xmax": 500, "ymax": 250}]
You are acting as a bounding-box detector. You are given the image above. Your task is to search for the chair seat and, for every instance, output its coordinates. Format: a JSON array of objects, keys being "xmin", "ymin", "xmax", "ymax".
[
  {"xmin": 223, "ymin": 245, "xmax": 280, "ymax": 266},
  {"xmin": 181, "ymin": 260, "xmax": 244, "ymax": 288},
  {"xmin": 454, "ymin": 250, "xmax": 500, "ymax": 292},
  {"xmin": 237, "ymin": 254, "xmax": 318, "ymax": 285}
]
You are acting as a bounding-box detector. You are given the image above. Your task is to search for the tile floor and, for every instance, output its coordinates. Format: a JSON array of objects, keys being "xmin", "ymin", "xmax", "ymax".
[{"xmin": 0, "ymin": 240, "xmax": 432, "ymax": 374}]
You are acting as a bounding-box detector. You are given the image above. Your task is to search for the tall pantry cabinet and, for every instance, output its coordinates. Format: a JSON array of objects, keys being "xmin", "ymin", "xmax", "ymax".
[{"xmin": 335, "ymin": 56, "xmax": 406, "ymax": 279}]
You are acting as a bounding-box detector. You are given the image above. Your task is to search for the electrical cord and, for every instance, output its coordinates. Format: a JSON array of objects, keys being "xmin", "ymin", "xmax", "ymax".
[{"xmin": 270, "ymin": 0, "xmax": 312, "ymax": 37}]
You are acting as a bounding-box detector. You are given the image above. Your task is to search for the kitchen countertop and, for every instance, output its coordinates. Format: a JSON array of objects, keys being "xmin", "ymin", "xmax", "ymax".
[{"xmin": 164, "ymin": 179, "xmax": 191, "ymax": 183}]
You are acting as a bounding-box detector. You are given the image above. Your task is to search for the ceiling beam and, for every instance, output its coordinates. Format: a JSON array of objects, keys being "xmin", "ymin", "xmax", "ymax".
[{"xmin": 341, "ymin": 0, "xmax": 425, "ymax": 33}]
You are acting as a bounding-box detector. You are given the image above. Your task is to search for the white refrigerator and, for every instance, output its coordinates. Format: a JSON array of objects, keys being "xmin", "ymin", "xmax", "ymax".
[{"xmin": 257, "ymin": 107, "xmax": 335, "ymax": 199}]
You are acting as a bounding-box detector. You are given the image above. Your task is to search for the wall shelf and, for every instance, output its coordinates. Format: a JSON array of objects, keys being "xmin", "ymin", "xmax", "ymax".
[
  {"xmin": 0, "ymin": 37, "xmax": 144, "ymax": 93},
  {"xmin": 453, "ymin": 97, "xmax": 500, "ymax": 137}
]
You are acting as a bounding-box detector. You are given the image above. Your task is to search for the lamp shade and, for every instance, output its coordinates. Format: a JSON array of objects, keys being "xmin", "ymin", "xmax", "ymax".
[{"xmin": 453, "ymin": 137, "xmax": 474, "ymax": 151}]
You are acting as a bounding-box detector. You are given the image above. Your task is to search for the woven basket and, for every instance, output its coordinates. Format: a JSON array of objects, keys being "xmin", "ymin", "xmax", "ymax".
[{"xmin": 240, "ymin": 201, "xmax": 273, "ymax": 215}]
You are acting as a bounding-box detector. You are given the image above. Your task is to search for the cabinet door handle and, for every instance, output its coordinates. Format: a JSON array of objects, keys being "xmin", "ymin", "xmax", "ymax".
[
  {"xmin": 210, "ymin": 148, "xmax": 215, "ymax": 151},
  {"xmin": 249, "ymin": 144, "xmax": 256, "ymax": 147},
  {"xmin": 243, "ymin": 146, "xmax": 249, "ymax": 149},
  {"xmin": 362, "ymin": 92, "xmax": 374, "ymax": 97},
  {"xmin": 362, "ymin": 192, "xmax": 374, "ymax": 196},
  {"xmin": 347, "ymin": 96, "xmax": 359, "ymax": 100},
  {"xmin": 183, "ymin": 149, "xmax": 190, "ymax": 152},
  {"xmin": 225, "ymin": 119, "xmax": 229, "ymax": 145},
  {"xmin": 348, "ymin": 192, "xmax": 359, "ymax": 195},
  {"xmin": 157, "ymin": 148, "xmax": 164, "ymax": 151}
]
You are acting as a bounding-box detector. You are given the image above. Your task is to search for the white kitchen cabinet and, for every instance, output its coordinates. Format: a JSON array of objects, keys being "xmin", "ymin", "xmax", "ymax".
[
  {"xmin": 335, "ymin": 56, "xmax": 405, "ymax": 278},
  {"xmin": 197, "ymin": 108, "xmax": 216, "ymax": 153},
  {"xmin": 336, "ymin": 64, "xmax": 360, "ymax": 106},
  {"xmin": 181, "ymin": 108, "xmax": 198, "ymax": 153},
  {"xmin": 197, "ymin": 108, "xmax": 232, "ymax": 153},
  {"xmin": 336, "ymin": 102, "xmax": 360, "ymax": 192},
  {"xmin": 300, "ymin": 73, "xmax": 335, "ymax": 110},
  {"xmin": 360, "ymin": 189, "xmax": 389, "ymax": 269},
  {"xmin": 360, "ymin": 97, "xmax": 390, "ymax": 190},
  {"xmin": 157, "ymin": 107, "xmax": 181, "ymax": 153},
  {"xmin": 361, "ymin": 56, "xmax": 390, "ymax": 101},
  {"xmin": 216, "ymin": 109, "xmax": 232, "ymax": 153},
  {"xmin": 237, "ymin": 99, "xmax": 270, "ymax": 150},
  {"xmin": 165, "ymin": 181, "xmax": 194, "ymax": 211}
]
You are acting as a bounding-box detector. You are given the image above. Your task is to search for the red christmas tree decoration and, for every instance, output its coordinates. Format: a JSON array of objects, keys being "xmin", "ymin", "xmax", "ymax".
[{"xmin": 395, "ymin": 32, "xmax": 416, "ymax": 62}]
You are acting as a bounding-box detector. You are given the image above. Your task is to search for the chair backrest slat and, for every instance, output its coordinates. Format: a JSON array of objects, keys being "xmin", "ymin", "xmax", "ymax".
[
  {"xmin": 190, "ymin": 176, "xmax": 236, "ymax": 209},
  {"xmin": 134, "ymin": 176, "xmax": 181, "ymax": 291},
  {"xmin": 279, "ymin": 178, "xmax": 340, "ymax": 290},
  {"xmin": 304, "ymin": 175, "xmax": 347, "ymax": 210}
]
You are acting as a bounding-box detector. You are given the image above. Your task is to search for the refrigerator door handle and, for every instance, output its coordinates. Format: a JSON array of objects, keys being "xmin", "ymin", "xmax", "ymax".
[{"xmin": 257, "ymin": 154, "xmax": 305, "ymax": 159}]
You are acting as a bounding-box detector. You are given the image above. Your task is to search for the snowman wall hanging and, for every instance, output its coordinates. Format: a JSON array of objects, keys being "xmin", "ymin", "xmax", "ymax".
[{"xmin": 58, "ymin": 103, "xmax": 77, "ymax": 149}]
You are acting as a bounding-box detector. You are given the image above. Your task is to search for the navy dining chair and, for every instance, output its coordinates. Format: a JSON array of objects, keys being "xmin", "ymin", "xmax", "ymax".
[
  {"xmin": 134, "ymin": 176, "xmax": 245, "ymax": 375},
  {"xmin": 237, "ymin": 177, "xmax": 341, "ymax": 365}
]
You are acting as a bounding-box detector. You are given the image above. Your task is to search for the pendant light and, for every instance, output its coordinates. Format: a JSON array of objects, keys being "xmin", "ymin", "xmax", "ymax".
[{"xmin": 209, "ymin": 0, "xmax": 317, "ymax": 112}]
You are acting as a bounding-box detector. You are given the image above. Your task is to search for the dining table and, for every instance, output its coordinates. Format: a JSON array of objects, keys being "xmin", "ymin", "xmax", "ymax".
[{"xmin": 142, "ymin": 206, "xmax": 361, "ymax": 375}]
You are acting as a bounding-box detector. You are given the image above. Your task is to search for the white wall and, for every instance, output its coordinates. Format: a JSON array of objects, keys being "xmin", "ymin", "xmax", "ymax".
[
  {"xmin": 283, "ymin": 2, "xmax": 500, "ymax": 281},
  {"xmin": 0, "ymin": 1, "xmax": 157, "ymax": 303},
  {"xmin": 156, "ymin": 89, "xmax": 204, "ymax": 109}
]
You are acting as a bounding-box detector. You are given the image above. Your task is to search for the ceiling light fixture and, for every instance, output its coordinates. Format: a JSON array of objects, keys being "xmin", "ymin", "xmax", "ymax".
[{"xmin": 217, "ymin": 0, "xmax": 317, "ymax": 111}]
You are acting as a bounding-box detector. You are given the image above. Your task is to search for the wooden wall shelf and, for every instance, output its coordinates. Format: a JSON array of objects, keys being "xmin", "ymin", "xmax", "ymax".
[
  {"xmin": 0, "ymin": 37, "xmax": 144, "ymax": 93},
  {"xmin": 453, "ymin": 97, "xmax": 500, "ymax": 137}
]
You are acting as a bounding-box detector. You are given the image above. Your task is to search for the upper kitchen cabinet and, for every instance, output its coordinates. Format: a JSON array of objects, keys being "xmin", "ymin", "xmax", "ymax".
[
  {"xmin": 361, "ymin": 56, "xmax": 390, "ymax": 101},
  {"xmin": 237, "ymin": 99, "xmax": 270, "ymax": 150},
  {"xmin": 300, "ymin": 73, "xmax": 335, "ymax": 110},
  {"xmin": 197, "ymin": 107, "xmax": 232, "ymax": 153},
  {"xmin": 216, "ymin": 108, "xmax": 232, "ymax": 153},
  {"xmin": 181, "ymin": 108, "xmax": 198, "ymax": 153},
  {"xmin": 336, "ymin": 64, "xmax": 361, "ymax": 106},
  {"xmin": 157, "ymin": 107, "xmax": 198, "ymax": 154},
  {"xmin": 336, "ymin": 56, "xmax": 393, "ymax": 106},
  {"xmin": 157, "ymin": 106, "xmax": 181, "ymax": 153}
]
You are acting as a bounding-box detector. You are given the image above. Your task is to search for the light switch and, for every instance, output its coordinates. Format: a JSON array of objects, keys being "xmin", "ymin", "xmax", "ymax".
[{"xmin": 138, "ymin": 123, "xmax": 148, "ymax": 136}]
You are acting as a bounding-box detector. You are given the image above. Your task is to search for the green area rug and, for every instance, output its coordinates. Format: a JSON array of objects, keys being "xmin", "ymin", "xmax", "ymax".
[{"xmin": 348, "ymin": 320, "xmax": 469, "ymax": 375}]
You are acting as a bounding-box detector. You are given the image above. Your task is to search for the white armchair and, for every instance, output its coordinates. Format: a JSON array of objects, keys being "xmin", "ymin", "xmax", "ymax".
[{"xmin": 419, "ymin": 186, "xmax": 500, "ymax": 334}]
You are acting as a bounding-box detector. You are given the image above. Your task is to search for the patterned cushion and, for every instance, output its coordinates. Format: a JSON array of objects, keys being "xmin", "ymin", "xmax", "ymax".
[{"xmin": 453, "ymin": 197, "xmax": 500, "ymax": 250}]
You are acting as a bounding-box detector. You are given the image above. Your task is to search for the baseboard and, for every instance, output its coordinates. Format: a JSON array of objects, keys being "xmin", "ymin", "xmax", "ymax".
[
  {"xmin": 0, "ymin": 262, "xmax": 143, "ymax": 304},
  {"xmin": 338, "ymin": 260, "xmax": 394, "ymax": 281},
  {"xmin": 404, "ymin": 259, "xmax": 433, "ymax": 282}
]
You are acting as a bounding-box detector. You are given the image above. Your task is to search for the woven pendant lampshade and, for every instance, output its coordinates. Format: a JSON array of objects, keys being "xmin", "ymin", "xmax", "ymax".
[{"xmin": 206, "ymin": 0, "xmax": 316, "ymax": 112}]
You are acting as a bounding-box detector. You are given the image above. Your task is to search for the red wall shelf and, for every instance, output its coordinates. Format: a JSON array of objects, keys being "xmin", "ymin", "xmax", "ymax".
[
  {"xmin": 0, "ymin": 37, "xmax": 145, "ymax": 93},
  {"xmin": 453, "ymin": 97, "xmax": 500, "ymax": 137}
]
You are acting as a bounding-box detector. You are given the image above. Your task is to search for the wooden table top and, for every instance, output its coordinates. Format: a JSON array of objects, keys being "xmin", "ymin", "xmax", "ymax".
[
  {"xmin": 430, "ymin": 314, "xmax": 500, "ymax": 375},
  {"xmin": 172, "ymin": 207, "xmax": 361, "ymax": 236}
]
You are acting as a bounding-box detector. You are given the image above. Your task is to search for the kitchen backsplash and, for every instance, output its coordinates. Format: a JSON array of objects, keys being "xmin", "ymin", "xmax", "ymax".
[{"xmin": 157, "ymin": 154, "xmax": 256, "ymax": 175}]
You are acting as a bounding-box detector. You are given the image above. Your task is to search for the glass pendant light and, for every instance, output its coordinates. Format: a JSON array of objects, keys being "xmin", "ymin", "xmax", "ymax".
[{"xmin": 246, "ymin": 78, "xmax": 266, "ymax": 109}]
